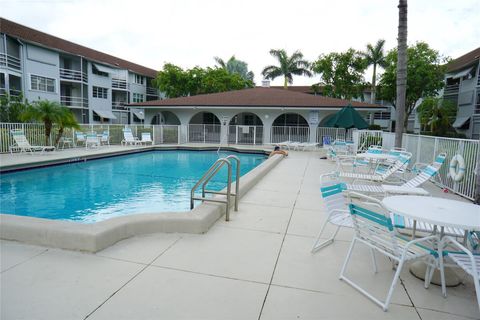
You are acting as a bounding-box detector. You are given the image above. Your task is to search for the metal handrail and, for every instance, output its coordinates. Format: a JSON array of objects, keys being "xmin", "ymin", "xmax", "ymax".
[{"xmin": 191, "ymin": 156, "xmax": 240, "ymax": 221}]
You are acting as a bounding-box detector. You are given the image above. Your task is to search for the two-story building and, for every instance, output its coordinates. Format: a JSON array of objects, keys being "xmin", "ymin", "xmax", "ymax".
[
  {"xmin": 0, "ymin": 18, "xmax": 159, "ymax": 124},
  {"xmin": 443, "ymin": 47, "xmax": 480, "ymax": 139}
]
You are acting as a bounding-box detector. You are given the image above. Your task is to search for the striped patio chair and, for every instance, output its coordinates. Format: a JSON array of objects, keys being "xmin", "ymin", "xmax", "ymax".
[
  {"xmin": 437, "ymin": 236, "xmax": 480, "ymax": 312},
  {"xmin": 339, "ymin": 192, "xmax": 438, "ymax": 311},
  {"xmin": 85, "ymin": 132, "xmax": 100, "ymax": 149},
  {"xmin": 311, "ymin": 173, "xmax": 353, "ymax": 253},
  {"xmin": 339, "ymin": 152, "xmax": 412, "ymax": 183},
  {"xmin": 343, "ymin": 152, "xmax": 447, "ymax": 196},
  {"xmin": 9, "ymin": 129, "xmax": 55, "ymax": 154}
]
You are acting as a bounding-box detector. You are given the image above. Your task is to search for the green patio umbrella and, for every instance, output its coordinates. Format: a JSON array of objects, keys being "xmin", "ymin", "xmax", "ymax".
[{"xmin": 325, "ymin": 104, "xmax": 369, "ymax": 129}]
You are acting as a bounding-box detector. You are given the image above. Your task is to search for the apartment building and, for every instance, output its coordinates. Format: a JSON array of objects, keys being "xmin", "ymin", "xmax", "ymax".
[
  {"xmin": 0, "ymin": 18, "xmax": 159, "ymax": 124},
  {"xmin": 443, "ymin": 47, "xmax": 480, "ymax": 139}
]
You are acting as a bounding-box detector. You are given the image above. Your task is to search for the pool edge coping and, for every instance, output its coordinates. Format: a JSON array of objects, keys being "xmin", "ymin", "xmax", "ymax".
[{"xmin": 0, "ymin": 151, "xmax": 283, "ymax": 252}]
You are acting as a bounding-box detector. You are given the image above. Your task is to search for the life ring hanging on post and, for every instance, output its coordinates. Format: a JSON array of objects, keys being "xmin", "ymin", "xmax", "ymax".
[{"xmin": 449, "ymin": 154, "xmax": 466, "ymax": 182}]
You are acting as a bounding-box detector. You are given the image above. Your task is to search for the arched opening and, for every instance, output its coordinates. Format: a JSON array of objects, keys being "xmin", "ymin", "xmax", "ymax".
[
  {"xmin": 188, "ymin": 112, "xmax": 221, "ymax": 143},
  {"xmin": 228, "ymin": 112, "xmax": 263, "ymax": 145},
  {"xmin": 271, "ymin": 112, "xmax": 310, "ymax": 143},
  {"xmin": 151, "ymin": 111, "xmax": 181, "ymax": 125},
  {"xmin": 318, "ymin": 113, "xmax": 335, "ymax": 127}
]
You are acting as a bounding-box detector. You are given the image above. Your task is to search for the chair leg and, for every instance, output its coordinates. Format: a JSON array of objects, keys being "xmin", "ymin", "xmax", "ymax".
[
  {"xmin": 311, "ymin": 217, "xmax": 340, "ymax": 253},
  {"xmin": 438, "ymin": 252, "xmax": 447, "ymax": 297},
  {"xmin": 383, "ymin": 258, "xmax": 405, "ymax": 311},
  {"xmin": 339, "ymin": 237, "xmax": 357, "ymax": 279},
  {"xmin": 370, "ymin": 248, "xmax": 378, "ymax": 273}
]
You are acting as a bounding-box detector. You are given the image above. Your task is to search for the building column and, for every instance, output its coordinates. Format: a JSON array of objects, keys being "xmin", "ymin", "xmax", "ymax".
[{"xmin": 369, "ymin": 112, "xmax": 375, "ymax": 125}]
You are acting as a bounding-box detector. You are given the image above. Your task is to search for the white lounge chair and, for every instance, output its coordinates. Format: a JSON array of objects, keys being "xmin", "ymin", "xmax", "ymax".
[
  {"xmin": 85, "ymin": 133, "xmax": 100, "ymax": 149},
  {"xmin": 437, "ymin": 236, "xmax": 480, "ymax": 312},
  {"xmin": 9, "ymin": 129, "xmax": 55, "ymax": 154},
  {"xmin": 339, "ymin": 192, "xmax": 438, "ymax": 311},
  {"xmin": 338, "ymin": 152, "xmax": 412, "ymax": 183},
  {"xmin": 343, "ymin": 153, "xmax": 447, "ymax": 196},
  {"xmin": 75, "ymin": 132, "xmax": 86, "ymax": 147},
  {"xmin": 121, "ymin": 128, "xmax": 141, "ymax": 146},
  {"xmin": 100, "ymin": 131, "xmax": 110, "ymax": 146},
  {"xmin": 311, "ymin": 173, "xmax": 353, "ymax": 253},
  {"xmin": 141, "ymin": 132, "xmax": 153, "ymax": 145}
]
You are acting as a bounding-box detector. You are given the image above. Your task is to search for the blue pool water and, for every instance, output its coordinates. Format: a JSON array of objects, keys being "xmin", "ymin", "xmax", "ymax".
[{"xmin": 0, "ymin": 150, "xmax": 266, "ymax": 223}]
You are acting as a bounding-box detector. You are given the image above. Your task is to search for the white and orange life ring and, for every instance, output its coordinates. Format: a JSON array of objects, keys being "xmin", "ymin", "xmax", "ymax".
[{"xmin": 449, "ymin": 154, "xmax": 466, "ymax": 182}]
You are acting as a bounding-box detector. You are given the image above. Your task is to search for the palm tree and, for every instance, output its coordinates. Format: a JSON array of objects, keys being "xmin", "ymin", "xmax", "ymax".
[
  {"xmin": 54, "ymin": 107, "xmax": 80, "ymax": 145},
  {"xmin": 394, "ymin": 0, "xmax": 408, "ymax": 148},
  {"xmin": 261, "ymin": 49, "xmax": 312, "ymax": 89},
  {"xmin": 20, "ymin": 100, "xmax": 62, "ymax": 145},
  {"xmin": 214, "ymin": 56, "xmax": 254, "ymax": 82},
  {"xmin": 361, "ymin": 39, "xmax": 387, "ymax": 104}
]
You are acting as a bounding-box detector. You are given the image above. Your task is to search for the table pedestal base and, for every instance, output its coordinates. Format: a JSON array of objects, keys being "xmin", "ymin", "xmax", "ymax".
[{"xmin": 409, "ymin": 261, "xmax": 460, "ymax": 287}]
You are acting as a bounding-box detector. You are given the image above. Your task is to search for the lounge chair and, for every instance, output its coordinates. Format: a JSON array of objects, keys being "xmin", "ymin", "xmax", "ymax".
[
  {"xmin": 141, "ymin": 132, "xmax": 153, "ymax": 145},
  {"xmin": 437, "ymin": 236, "xmax": 480, "ymax": 312},
  {"xmin": 338, "ymin": 152, "xmax": 412, "ymax": 183},
  {"xmin": 85, "ymin": 133, "xmax": 100, "ymax": 149},
  {"xmin": 311, "ymin": 173, "xmax": 353, "ymax": 253},
  {"xmin": 339, "ymin": 192, "xmax": 438, "ymax": 311},
  {"xmin": 343, "ymin": 153, "xmax": 447, "ymax": 196},
  {"xmin": 121, "ymin": 128, "xmax": 141, "ymax": 146},
  {"xmin": 9, "ymin": 129, "xmax": 55, "ymax": 154}
]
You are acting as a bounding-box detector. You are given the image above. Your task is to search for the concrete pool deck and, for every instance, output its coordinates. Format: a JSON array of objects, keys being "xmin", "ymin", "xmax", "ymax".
[{"xmin": 1, "ymin": 150, "xmax": 478, "ymax": 319}]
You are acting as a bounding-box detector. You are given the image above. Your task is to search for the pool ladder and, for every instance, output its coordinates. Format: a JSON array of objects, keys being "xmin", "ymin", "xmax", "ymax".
[{"xmin": 190, "ymin": 155, "xmax": 240, "ymax": 221}]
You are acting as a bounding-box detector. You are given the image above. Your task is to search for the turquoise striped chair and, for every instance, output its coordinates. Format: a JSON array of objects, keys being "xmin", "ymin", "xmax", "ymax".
[
  {"xmin": 339, "ymin": 192, "xmax": 439, "ymax": 311},
  {"xmin": 311, "ymin": 173, "xmax": 353, "ymax": 253}
]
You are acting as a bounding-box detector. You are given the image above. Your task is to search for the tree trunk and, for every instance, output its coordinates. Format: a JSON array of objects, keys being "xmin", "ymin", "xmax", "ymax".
[
  {"xmin": 55, "ymin": 127, "xmax": 64, "ymax": 145},
  {"xmin": 45, "ymin": 121, "xmax": 52, "ymax": 146},
  {"xmin": 283, "ymin": 76, "xmax": 288, "ymax": 89},
  {"xmin": 394, "ymin": 0, "xmax": 408, "ymax": 148},
  {"xmin": 371, "ymin": 63, "xmax": 377, "ymax": 104}
]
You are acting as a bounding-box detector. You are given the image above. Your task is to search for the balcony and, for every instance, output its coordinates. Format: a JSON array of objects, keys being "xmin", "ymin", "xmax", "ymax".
[
  {"xmin": 59, "ymin": 68, "xmax": 88, "ymax": 83},
  {"xmin": 112, "ymin": 101, "xmax": 128, "ymax": 110},
  {"xmin": 146, "ymin": 87, "xmax": 159, "ymax": 96},
  {"xmin": 112, "ymin": 78, "xmax": 128, "ymax": 90},
  {"xmin": 61, "ymin": 95, "xmax": 88, "ymax": 109},
  {"xmin": 444, "ymin": 83, "xmax": 459, "ymax": 96},
  {"xmin": 0, "ymin": 53, "xmax": 21, "ymax": 70}
]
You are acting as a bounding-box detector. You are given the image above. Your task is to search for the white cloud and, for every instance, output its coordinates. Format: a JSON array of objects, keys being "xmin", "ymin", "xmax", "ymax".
[{"xmin": 2, "ymin": 0, "xmax": 479, "ymax": 85}]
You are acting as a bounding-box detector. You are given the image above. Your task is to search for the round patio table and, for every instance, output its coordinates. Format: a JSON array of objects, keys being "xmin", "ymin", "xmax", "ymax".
[
  {"xmin": 356, "ymin": 153, "xmax": 398, "ymax": 161},
  {"xmin": 382, "ymin": 195, "xmax": 480, "ymax": 285}
]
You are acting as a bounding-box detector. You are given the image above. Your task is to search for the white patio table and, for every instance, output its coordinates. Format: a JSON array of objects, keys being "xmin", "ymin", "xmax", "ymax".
[
  {"xmin": 355, "ymin": 153, "xmax": 398, "ymax": 162},
  {"xmin": 382, "ymin": 195, "xmax": 480, "ymax": 285}
]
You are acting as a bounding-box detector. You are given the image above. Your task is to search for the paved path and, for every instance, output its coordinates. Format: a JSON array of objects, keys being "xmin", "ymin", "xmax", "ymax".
[{"xmin": 1, "ymin": 151, "xmax": 478, "ymax": 319}]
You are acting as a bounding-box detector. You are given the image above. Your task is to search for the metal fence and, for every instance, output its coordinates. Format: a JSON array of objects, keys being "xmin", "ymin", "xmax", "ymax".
[
  {"xmin": 316, "ymin": 127, "xmax": 353, "ymax": 146},
  {"xmin": 187, "ymin": 124, "xmax": 221, "ymax": 143},
  {"xmin": 228, "ymin": 125, "xmax": 263, "ymax": 145},
  {"xmin": 270, "ymin": 126, "xmax": 310, "ymax": 143},
  {"xmin": 352, "ymin": 130, "xmax": 480, "ymax": 201},
  {"xmin": 0, "ymin": 123, "xmax": 180, "ymax": 152}
]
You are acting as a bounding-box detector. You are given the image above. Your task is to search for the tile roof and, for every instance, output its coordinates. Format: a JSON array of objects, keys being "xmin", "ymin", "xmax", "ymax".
[
  {"xmin": 130, "ymin": 87, "xmax": 381, "ymax": 109},
  {"xmin": 0, "ymin": 17, "xmax": 158, "ymax": 78},
  {"xmin": 446, "ymin": 47, "xmax": 480, "ymax": 73}
]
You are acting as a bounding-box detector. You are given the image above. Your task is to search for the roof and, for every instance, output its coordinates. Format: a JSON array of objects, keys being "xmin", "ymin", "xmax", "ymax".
[
  {"xmin": 130, "ymin": 87, "xmax": 381, "ymax": 109},
  {"xmin": 0, "ymin": 17, "xmax": 157, "ymax": 78},
  {"xmin": 446, "ymin": 47, "xmax": 480, "ymax": 73}
]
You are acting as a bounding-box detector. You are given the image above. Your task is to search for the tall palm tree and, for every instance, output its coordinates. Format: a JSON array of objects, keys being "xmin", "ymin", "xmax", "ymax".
[
  {"xmin": 261, "ymin": 49, "xmax": 312, "ymax": 89},
  {"xmin": 214, "ymin": 55, "xmax": 254, "ymax": 82},
  {"xmin": 394, "ymin": 0, "xmax": 408, "ymax": 148},
  {"xmin": 54, "ymin": 107, "xmax": 80, "ymax": 145},
  {"xmin": 361, "ymin": 39, "xmax": 387, "ymax": 104},
  {"xmin": 20, "ymin": 100, "xmax": 62, "ymax": 145}
]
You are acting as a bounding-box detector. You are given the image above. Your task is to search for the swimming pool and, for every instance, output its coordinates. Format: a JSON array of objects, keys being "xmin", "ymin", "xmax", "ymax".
[{"xmin": 0, "ymin": 150, "xmax": 266, "ymax": 223}]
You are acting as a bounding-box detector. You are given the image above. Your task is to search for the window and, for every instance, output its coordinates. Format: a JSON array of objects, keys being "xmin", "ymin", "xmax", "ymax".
[
  {"xmin": 134, "ymin": 74, "xmax": 144, "ymax": 85},
  {"xmin": 92, "ymin": 65, "xmax": 108, "ymax": 77},
  {"xmin": 93, "ymin": 86, "xmax": 108, "ymax": 99},
  {"xmin": 30, "ymin": 74, "xmax": 55, "ymax": 93},
  {"xmin": 133, "ymin": 93, "xmax": 144, "ymax": 103}
]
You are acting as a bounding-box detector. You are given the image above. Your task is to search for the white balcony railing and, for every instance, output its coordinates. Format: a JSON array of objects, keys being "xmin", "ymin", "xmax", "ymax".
[
  {"xmin": 59, "ymin": 68, "xmax": 88, "ymax": 82},
  {"xmin": 61, "ymin": 96, "xmax": 88, "ymax": 108},
  {"xmin": 0, "ymin": 53, "xmax": 21, "ymax": 70},
  {"xmin": 146, "ymin": 87, "xmax": 159, "ymax": 96},
  {"xmin": 112, "ymin": 78, "xmax": 128, "ymax": 90},
  {"xmin": 112, "ymin": 102, "xmax": 128, "ymax": 110}
]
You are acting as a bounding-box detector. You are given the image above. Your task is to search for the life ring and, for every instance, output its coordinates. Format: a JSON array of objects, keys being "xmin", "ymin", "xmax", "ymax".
[{"xmin": 449, "ymin": 154, "xmax": 466, "ymax": 182}]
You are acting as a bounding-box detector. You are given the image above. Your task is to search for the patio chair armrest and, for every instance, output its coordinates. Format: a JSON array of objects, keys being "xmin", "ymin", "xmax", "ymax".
[{"xmin": 441, "ymin": 236, "xmax": 477, "ymax": 259}]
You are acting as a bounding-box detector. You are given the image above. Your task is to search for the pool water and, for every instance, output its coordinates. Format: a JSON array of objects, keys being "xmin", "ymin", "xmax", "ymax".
[{"xmin": 0, "ymin": 150, "xmax": 266, "ymax": 223}]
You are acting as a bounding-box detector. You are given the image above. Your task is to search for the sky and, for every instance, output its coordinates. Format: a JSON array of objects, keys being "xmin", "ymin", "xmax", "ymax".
[{"xmin": 1, "ymin": 0, "xmax": 479, "ymax": 86}]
